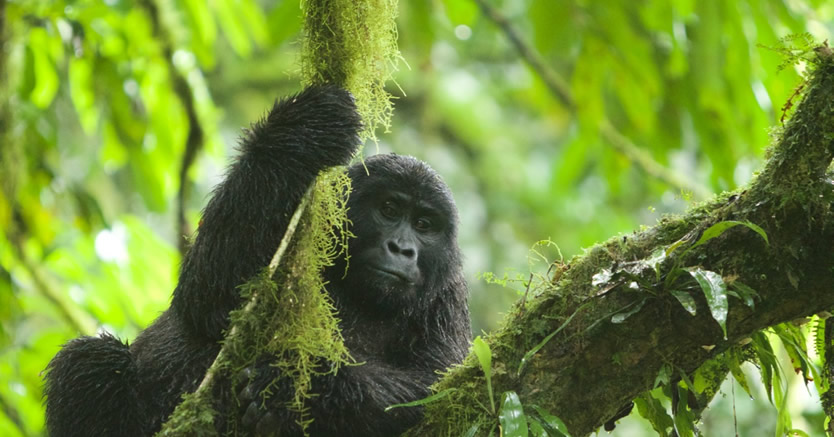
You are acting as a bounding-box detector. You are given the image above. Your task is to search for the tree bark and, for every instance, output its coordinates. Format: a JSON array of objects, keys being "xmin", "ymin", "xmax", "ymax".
[{"xmin": 405, "ymin": 47, "xmax": 834, "ymax": 436}]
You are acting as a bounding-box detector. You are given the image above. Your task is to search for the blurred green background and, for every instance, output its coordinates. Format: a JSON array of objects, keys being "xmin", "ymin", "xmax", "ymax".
[{"xmin": 1, "ymin": 0, "xmax": 832, "ymax": 435}]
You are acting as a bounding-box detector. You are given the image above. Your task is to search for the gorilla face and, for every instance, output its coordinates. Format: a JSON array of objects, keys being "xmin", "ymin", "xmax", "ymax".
[{"xmin": 332, "ymin": 154, "xmax": 460, "ymax": 314}]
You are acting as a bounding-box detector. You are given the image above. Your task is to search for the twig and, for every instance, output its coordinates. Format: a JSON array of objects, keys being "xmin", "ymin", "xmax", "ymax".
[
  {"xmin": 473, "ymin": 0, "xmax": 711, "ymax": 199},
  {"xmin": 194, "ymin": 185, "xmax": 314, "ymax": 394}
]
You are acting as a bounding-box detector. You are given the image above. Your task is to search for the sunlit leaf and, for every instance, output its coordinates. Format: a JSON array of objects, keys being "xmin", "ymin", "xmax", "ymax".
[
  {"xmin": 440, "ymin": 0, "xmax": 478, "ymax": 25},
  {"xmin": 213, "ymin": 0, "xmax": 252, "ymax": 57},
  {"xmin": 28, "ymin": 28, "xmax": 60, "ymax": 108}
]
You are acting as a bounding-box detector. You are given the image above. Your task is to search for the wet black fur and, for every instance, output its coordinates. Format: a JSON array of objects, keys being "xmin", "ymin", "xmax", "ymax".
[{"xmin": 43, "ymin": 86, "xmax": 471, "ymax": 437}]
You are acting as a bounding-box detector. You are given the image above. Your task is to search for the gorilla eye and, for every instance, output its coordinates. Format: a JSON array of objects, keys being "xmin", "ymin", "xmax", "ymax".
[
  {"xmin": 380, "ymin": 201, "xmax": 399, "ymax": 219},
  {"xmin": 414, "ymin": 217, "xmax": 433, "ymax": 232}
]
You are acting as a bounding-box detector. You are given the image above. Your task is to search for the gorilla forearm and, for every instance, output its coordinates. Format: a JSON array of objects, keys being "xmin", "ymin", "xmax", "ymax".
[{"xmin": 171, "ymin": 86, "xmax": 361, "ymax": 340}]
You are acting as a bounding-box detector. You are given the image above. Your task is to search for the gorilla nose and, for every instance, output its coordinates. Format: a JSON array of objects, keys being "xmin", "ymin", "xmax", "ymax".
[{"xmin": 386, "ymin": 239, "xmax": 416, "ymax": 259}]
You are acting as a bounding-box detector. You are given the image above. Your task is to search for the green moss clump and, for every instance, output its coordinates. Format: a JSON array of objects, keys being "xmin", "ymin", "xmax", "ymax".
[
  {"xmin": 154, "ymin": 393, "xmax": 218, "ymax": 437},
  {"xmin": 301, "ymin": 0, "xmax": 402, "ymax": 144},
  {"xmin": 226, "ymin": 168, "xmax": 354, "ymax": 423}
]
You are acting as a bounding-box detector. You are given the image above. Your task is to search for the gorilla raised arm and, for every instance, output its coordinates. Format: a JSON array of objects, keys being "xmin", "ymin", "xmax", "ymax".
[{"xmin": 43, "ymin": 86, "xmax": 471, "ymax": 437}]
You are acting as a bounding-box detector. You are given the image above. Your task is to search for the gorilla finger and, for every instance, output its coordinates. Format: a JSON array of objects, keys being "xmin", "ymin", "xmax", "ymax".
[
  {"xmin": 255, "ymin": 411, "xmax": 279, "ymax": 437},
  {"xmin": 241, "ymin": 402, "xmax": 262, "ymax": 429}
]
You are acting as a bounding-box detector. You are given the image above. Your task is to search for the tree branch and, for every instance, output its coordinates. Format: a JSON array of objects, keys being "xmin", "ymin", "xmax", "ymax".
[{"xmin": 407, "ymin": 48, "xmax": 834, "ymax": 436}]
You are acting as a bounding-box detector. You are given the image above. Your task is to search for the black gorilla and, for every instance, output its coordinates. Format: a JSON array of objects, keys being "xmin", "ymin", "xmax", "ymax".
[{"xmin": 43, "ymin": 86, "xmax": 471, "ymax": 437}]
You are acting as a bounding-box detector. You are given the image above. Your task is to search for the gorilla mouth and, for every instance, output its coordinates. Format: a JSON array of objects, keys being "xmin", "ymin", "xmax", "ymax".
[{"xmin": 369, "ymin": 266, "xmax": 414, "ymax": 284}]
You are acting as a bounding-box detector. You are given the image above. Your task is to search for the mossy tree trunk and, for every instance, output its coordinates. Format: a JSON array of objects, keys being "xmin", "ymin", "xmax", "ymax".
[{"xmin": 405, "ymin": 48, "xmax": 834, "ymax": 436}]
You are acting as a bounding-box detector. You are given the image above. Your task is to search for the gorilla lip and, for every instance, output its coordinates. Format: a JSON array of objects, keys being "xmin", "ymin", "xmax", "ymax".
[{"xmin": 369, "ymin": 266, "xmax": 414, "ymax": 284}]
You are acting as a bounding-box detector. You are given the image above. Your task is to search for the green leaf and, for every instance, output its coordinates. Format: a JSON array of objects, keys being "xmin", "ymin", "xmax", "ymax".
[
  {"xmin": 462, "ymin": 424, "xmax": 479, "ymax": 437},
  {"xmin": 213, "ymin": 0, "xmax": 252, "ymax": 57},
  {"xmin": 238, "ymin": 0, "xmax": 269, "ymax": 47},
  {"xmin": 665, "ymin": 238, "xmax": 690, "ymax": 256},
  {"xmin": 530, "ymin": 405, "xmax": 571, "ymax": 437},
  {"xmin": 498, "ymin": 391, "xmax": 528, "ymax": 437},
  {"xmin": 672, "ymin": 386, "xmax": 696, "ymax": 437},
  {"xmin": 728, "ymin": 348, "xmax": 754, "ymax": 399},
  {"xmin": 28, "ymin": 28, "xmax": 60, "ymax": 108},
  {"xmin": 473, "ymin": 336, "xmax": 495, "ymax": 414},
  {"xmin": 440, "ymin": 0, "xmax": 478, "ymax": 25},
  {"xmin": 646, "ymin": 248, "xmax": 667, "ymax": 280},
  {"xmin": 691, "ymin": 220, "xmax": 769, "ymax": 251},
  {"xmin": 611, "ymin": 298, "xmax": 647, "ymax": 324},
  {"xmin": 729, "ymin": 281, "xmax": 759, "ymax": 309},
  {"xmin": 634, "ymin": 392, "xmax": 673, "ymax": 437},
  {"xmin": 384, "ymin": 389, "xmax": 454, "ymax": 411},
  {"xmin": 751, "ymin": 332, "xmax": 779, "ymax": 404},
  {"xmin": 688, "ymin": 268, "xmax": 728, "ymax": 339},
  {"xmin": 267, "ymin": 0, "xmax": 303, "ymax": 46},
  {"xmin": 670, "ymin": 290, "xmax": 696, "ymax": 316},
  {"xmin": 654, "ymin": 363, "xmax": 672, "ymax": 388},
  {"xmin": 528, "ymin": 419, "xmax": 547, "ymax": 437}
]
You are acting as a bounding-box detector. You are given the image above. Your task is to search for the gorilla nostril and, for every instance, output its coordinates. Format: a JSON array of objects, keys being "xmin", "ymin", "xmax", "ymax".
[{"xmin": 387, "ymin": 240, "xmax": 416, "ymax": 258}]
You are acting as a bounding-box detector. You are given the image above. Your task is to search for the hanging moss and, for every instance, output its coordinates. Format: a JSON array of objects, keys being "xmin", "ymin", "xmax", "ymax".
[
  {"xmin": 301, "ymin": 0, "xmax": 402, "ymax": 143},
  {"xmin": 159, "ymin": 1, "xmax": 401, "ymax": 433},
  {"xmin": 224, "ymin": 168, "xmax": 353, "ymax": 416}
]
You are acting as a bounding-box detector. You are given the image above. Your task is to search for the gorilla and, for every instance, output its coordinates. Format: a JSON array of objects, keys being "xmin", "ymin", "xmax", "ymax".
[{"xmin": 43, "ymin": 86, "xmax": 471, "ymax": 436}]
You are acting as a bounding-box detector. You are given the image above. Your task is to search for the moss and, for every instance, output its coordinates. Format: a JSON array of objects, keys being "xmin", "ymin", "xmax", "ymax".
[
  {"xmin": 155, "ymin": 393, "xmax": 218, "ymax": 437},
  {"xmin": 301, "ymin": 0, "xmax": 401, "ymax": 145}
]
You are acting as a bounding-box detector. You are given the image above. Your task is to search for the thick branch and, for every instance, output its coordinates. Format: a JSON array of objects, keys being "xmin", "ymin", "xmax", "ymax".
[{"xmin": 407, "ymin": 50, "xmax": 834, "ymax": 436}]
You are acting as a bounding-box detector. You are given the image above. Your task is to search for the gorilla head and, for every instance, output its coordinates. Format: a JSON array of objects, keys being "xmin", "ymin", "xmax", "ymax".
[{"xmin": 331, "ymin": 154, "xmax": 461, "ymax": 317}]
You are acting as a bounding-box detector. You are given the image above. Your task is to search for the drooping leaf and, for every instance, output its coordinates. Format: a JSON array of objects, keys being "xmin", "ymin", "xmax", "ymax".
[
  {"xmin": 728, "ymin": 348, "xmax": 754, "ymax": 399},
  {"xmin": 634, "ymin": 391, "xmax": 673, "ymax": 437},
  {"xmin": 672, "ymin": 386, "xmax": 696, "ymax": 437},
  {"xmin": 751, "ymin": 332, "xmax": 780, "ymax": 404},
  {"xmin": 688, "ymin": 268, "xmax": 728, "ymax": 339}
]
